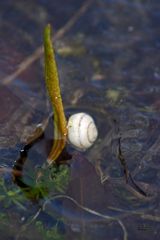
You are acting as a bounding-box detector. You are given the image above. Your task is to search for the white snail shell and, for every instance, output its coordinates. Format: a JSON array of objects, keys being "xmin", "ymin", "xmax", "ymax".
[{"xmin": 67, "ymin": 112, "xmax": 98, "ymax": 151}]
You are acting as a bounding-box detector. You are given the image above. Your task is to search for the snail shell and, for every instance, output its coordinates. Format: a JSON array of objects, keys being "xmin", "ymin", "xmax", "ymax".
[{"xmin": 67, "ymin": 112, "xmax": 98, "ymax": 151}]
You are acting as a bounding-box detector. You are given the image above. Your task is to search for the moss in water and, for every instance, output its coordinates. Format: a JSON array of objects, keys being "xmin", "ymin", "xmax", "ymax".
[
  {"xmin": 35, "ymin": 164, "xmax": 70, "ymax": 195},
  {"xmin": 35, "ymin": 220, "xmax": 64, "ymax": 240}
]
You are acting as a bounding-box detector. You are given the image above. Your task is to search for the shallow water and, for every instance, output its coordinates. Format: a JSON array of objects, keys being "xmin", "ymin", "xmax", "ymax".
[{"xmin": 0, "ymin": 0, "xmax": 160, "ymax": 239}]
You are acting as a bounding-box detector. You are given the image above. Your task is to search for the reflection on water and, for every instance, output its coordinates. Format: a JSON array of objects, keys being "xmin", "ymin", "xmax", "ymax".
[{"xmin": 0, "ymin": 0, "xmax": 160, "ymax": 239}]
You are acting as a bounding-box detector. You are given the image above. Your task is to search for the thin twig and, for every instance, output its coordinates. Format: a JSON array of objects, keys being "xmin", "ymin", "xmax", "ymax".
[
  {"xmin": 2, "ymin": 0, "xmax": 94, "ymax": 85},
  {"xmin": 15, "ymin": 207, "xmax": 42, "ymax": 240},
  {"xmin": 141, "ymin": 214, "xmax": 160, "ymax": 222},
  {"xmin": 43, "ymin": 194, "xmax": 128, "ymax": 240},
  {"xmin": 43, "ymin": 194, "xmax": 115, "ymax": 221},
  {"xmin": 118, "ymin": 220, "xmax": 128, "ymax": 240}
]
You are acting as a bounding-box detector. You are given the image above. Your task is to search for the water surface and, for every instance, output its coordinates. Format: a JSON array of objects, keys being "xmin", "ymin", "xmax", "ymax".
[{"xmin": 0, "ymin": 0, "xmax": 160, "ymax": 239}]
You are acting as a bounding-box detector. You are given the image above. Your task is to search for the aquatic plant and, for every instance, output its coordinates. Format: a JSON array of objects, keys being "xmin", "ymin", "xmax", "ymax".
[
  {"xmin": 43, "ymin": 24, "xmax": 98, "ymax": 163},
  {"xmin": 44, "ymin": 24, "xmax": 67, "ymax": 165}
]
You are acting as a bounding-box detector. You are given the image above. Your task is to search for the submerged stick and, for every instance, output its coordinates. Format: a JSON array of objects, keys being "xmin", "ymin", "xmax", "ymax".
[
  {"xmin": 2, "ymin": 0, "xmax": 94, "ymax": 85},
  {"xmin": 43, "ymin": 24, "xmax": 67, "ymax": 164}
]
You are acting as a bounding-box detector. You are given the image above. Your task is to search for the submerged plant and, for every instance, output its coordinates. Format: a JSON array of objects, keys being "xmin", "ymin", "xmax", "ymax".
[
  {"xmin": 43, "ymin": 24, "xmax": 67, "ymax": 165},
  {"xmin": 43, "ymin": 24, "xmax": 98, "ymax": 163},
  {"xmin": 0, "ymin": 178, "xmax": 26, "ymax": 209},
  {"xmin": 35, "ymin": 164, "xmax": 70, "ymax": 194},
  {"xmin": 12, "ymin": 24, "xmax": 98, "ymax": 202},
  {"xmin": 35, "ymin": 220, "xmax": 64, "ymax": 240}
]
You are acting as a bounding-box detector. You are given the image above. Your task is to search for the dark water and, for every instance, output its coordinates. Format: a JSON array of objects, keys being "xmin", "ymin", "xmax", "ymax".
[{"xmin": 0, "ymin": 0, "xmax": 160, "ymax": 239}]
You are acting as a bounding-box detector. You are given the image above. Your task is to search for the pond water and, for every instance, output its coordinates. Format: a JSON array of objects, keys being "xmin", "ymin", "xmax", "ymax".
[{"xmin": 0, "ymin": 0, "xmax": 160, "ymax": 239}]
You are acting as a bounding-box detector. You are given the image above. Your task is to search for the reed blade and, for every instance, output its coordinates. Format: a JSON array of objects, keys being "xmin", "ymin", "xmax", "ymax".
[{"xmin": 43, "ymin": 24, "xmax": 67, "ymax": 164}]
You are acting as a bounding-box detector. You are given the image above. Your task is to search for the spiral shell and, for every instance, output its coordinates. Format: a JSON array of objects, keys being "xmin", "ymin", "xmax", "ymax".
[{"xmin": 67, "ymin": 112, "xmax": 98, "ymax": 151}]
